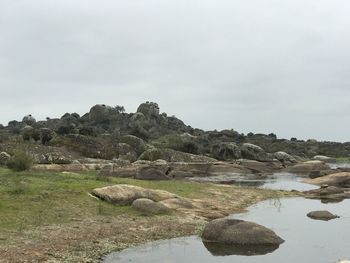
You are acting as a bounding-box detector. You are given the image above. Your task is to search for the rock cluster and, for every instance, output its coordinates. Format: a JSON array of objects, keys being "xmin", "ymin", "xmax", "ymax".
[
  {"xmin": 91, "ymin": 184, "xmax": 177, "ymax": 205},
  {"xmin": 241, "ymin": 143, "xmax": 273, "ymax": 162}
]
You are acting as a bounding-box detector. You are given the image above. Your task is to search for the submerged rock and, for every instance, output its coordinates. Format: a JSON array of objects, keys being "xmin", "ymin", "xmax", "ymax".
[
  {"xmin": 132, "ymin": 198, "xmax": 171, "ymax": 215},
  {"xmin": 307, "ymin": 210, "xmax": 339, "ymax": 221},
  {"xmin": 202, "ymin": 218, "xmax": 284, "ymax": 246},
  {"xmin": 303, "ymin": 186, "xmax": 350, "ymax": 203}
]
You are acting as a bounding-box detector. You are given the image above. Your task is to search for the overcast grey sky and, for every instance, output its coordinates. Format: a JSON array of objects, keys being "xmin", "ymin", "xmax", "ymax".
[{"xmin": 1, "ymin": 0, "xmax": 350, "ymax": 142}]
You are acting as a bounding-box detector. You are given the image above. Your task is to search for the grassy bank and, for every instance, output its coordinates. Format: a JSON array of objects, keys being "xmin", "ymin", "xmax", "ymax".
[
  {"xmin": 0, "ymin": 167, "xmax": 290, "ymax": 262},
  {"xmin": 0, "ymin": 168, "xmax": 221, "ymax": 232}
]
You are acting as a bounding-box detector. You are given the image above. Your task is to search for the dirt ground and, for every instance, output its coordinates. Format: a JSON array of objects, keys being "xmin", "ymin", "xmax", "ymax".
[{"xmin": 0, "ymin": 185, "xmax": 291, "ymax": 263}]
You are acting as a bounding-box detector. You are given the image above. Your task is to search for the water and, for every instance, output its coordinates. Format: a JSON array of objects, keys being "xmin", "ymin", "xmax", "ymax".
[
  {"xmin": 329, "ymin": 162, "xmax": 350, "ymax": 169},
  {"xmin": 257, "ymin": 172, "xmax": 318, "ymax": 191},
  {"xmin": 224, "ymin": 172, "xmax": 318, "ymax": 192},
  {"xmin": 188, "ymin": 172, "xmax": 318, "ymax": 191},
  {"xmin": 104, "ymin": 198, "xmax": 350, "ymax": 263}
]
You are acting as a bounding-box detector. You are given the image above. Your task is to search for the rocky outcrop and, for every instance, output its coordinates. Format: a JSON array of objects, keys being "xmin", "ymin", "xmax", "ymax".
[
  {"xmin": 21, "ymin": 125, "xmax": 36, "ymax": 141},
  {"xmin": 97, "ymin": 159, "xmax": 257, "ymax": 180},
  {"xmin": 31, "ymin": 164, "xmax": 89, "ymax": 172},
  {"xmin": 151, "ymin": 133, "xmax": 200, "ymax": 154},
  {"xmin": 0, "ymin": 152, "xmax": 11, "ymax": 165},
  {"xmin": 159, "ymin": 197, "xmax": 196, "ymax": 209},
  {"xmin": 131, "ymin": 198, "xmax": 170, "ymax": 215},
  {"xmin": 303, "ymin": 186, "xmax": 350, "ymax": 202},
  {"xmin": 139, "ymin": 148, "xmax": 216, "ymax": 163},
  {"xmin": 309, "ymin": 169, "xmax": 337, "ymax": 179},
  {"xmin": 91, "ymin": 184, "xmax": 177, "ymax": 205},
  {"xmin": 39, "ymin": 128, "xmax": 54, "ymax": 145},
  {"xmin": 236, "ymin": 159, "xmax": 283, "ymax": 173},
  {"xmin": 307, "ymin": 210, "xmax": 339, "ymax": 221},
  {"xmin": 89, "ymin": 104, "xmax": 114, "ymax": 122},
  {"xmin": 240, "ymin": 143, "xmax": 272, "ymax": 162},
  {"xmin": 304, "ymin": 172, "xmax": 350, "ymax": 187},
  {"xmin": 119, "ymin": 135, "xmax": 147, "ymax": 156},
  {"xmin": 135, "ymin": 166, "xmax": 171, "ymax": 180},
  {"xmin": 312, "ymin": 155, "xmax": 337, "ymax": 163},
  {"xmin": 286, "ymin": 160, "xmax": 330, "ymax": 176},
  {"xmin": 202, "ymin": 218, "xmax": 284, "ymax": 245},
  {"xmin": 211, "ymin": 142, "xmax": 241, "ymax": 161},
  {"xmin": 3, "ymin": 102, "xmax": 350, "ymax": 162},
  {"xmin": 22, "ymin": 114, "xmax": 36, "ymax": 126},
  {"xmin": 208, "ymin": 162, "xmax": 252, "ymax": 174},
  {"xmin": 34, "ymin": 152, "xmax": 72, "ymax": 164},
  {"xmin": 54, "ymin": 134, "xmax": 118, "ymax": 160},
  {"xmin": 137, "ymin": 102, "xmax": 160, "ymax": 117},
  {"xmin": 116, "ymin": 143, "xmax": 137, "ymax": 162},
  {"xmin": 98, "ymin": 164, "xmax": 137, "ymax": 178},
  {"xmin": 274, "ymin": 151, "xmax": 296, "ymax": 164}
]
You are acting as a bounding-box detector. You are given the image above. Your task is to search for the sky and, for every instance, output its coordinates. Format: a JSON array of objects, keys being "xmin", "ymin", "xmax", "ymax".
[{"xmin": 0, "ymin": 0, "xmax": 350, "ymax": 142}]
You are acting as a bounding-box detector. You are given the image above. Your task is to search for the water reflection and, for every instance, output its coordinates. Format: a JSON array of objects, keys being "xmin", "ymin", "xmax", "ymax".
[
  {"xmin": 203, "ymin": 242, "xmax": 281, "ymax": 256},
  {"xmin": 103, "ymin": 198, "xmax": 350, "ymax": 263},
  {"xmin": 329, "ymin": 162, "xmax": 350, "ymax": 169},
  {"xmin": 237, "ymin": 172, "xmax": 318, "ymax": 191},
  {"xmin": 188, "ymin": 172, "xmax": 318, "ymax": 191}
]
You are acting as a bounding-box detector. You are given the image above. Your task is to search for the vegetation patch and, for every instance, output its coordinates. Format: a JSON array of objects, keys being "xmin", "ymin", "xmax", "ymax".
[
  {"xmin": 6, "ymin": 150, "xmax": 33, "ymax": 171},
  {"xmin": 0, "ymin": 167, "xmax": 292, "ymax": 262}
]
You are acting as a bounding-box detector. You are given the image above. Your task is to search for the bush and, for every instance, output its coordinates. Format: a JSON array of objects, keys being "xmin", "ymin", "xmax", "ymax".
[
  {"xmin": 151, "ymin": 134, "xmax": 200, "ymax": 154},
  {"xmin": 6, "ymin": 151, "xmax": 33, "ymax": 171}
]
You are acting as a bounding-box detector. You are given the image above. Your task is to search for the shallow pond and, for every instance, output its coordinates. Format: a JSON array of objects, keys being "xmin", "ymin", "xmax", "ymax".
[
  {"xmin": 189, "ymin": 172, "xmax": 318, "ymax": 192},
  {"xmin": 104, "ymin": 198, "xmax": 350, "ymax": 263},
  {"xmin": 329, "ymin": 162, "xmax": 350, "ymax": 169},
  {"xmin": 240, "ymin": 172, "xmax": 318, "ymax": 191}
]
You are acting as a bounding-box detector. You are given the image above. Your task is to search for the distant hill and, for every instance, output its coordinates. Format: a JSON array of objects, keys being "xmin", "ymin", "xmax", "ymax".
[{"xmin": 0, "ymin": 101, "xmax": 349, "ymax": 160}]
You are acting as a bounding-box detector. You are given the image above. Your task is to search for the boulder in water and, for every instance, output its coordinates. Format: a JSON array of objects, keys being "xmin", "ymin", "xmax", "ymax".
[
  {"xmin": 307, "ymin": 210, "xmax": 339, "ymax": 221},
  {"xmin": 202, "ymin": 218, "xmax": 284, "ymax": 246}
]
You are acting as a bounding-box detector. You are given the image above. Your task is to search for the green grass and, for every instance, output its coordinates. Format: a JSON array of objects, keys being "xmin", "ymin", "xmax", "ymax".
[
  {"xmin": 336, "ymin": 157, "xmax": 350, "ymax": 162},
  {"xmin": 0, "ymin": 167, "xmax": 212, "ymax": 232}
]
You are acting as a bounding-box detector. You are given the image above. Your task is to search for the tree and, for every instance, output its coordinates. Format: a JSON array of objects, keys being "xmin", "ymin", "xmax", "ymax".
[{"xmin": 114, "ymin": 105, "xmax": 125, "ymax": 113}]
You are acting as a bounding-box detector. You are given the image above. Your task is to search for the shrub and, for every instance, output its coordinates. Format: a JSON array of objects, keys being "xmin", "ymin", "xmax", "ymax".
[{"xmin": 6, "ymin": 151, "xmax": 33, "ymax": 172}]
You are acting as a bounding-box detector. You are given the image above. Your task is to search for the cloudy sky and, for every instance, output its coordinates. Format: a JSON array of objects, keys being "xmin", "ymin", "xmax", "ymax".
[{"xmin": 1, "ymin": 0, "xmax": 350, "ymax": 142}]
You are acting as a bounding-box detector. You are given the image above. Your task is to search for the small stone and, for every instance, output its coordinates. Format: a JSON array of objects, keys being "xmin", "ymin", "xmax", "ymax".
[
  {"xmin": 307, "ymin": 210, "xmax": 339, "ymax": 221},
  {"xmin": 132, "ymin": 198, "xmax": 171, "ymax": 215}
]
